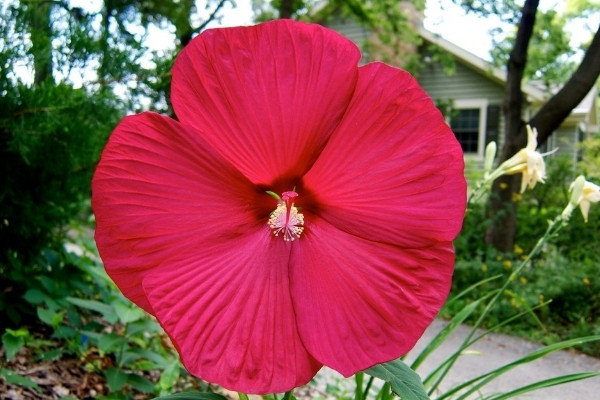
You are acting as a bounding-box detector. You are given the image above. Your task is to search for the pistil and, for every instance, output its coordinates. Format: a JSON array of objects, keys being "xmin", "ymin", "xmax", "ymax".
[{"xmin": 267, "ymin": 191, "xmax": 304, "ymax": 241}]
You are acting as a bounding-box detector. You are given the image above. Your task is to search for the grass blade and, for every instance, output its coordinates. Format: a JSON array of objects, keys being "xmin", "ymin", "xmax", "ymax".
[
  {"xmin": 482, "ymin": 372, "xmax": 600, "ymax": 400},
  {"xmin": 411, "ymin": 297, "xmax": 485, "ymax": 371},
  {"xmin": 437, "ymin": 335, "xmax": 600, "ymax": 400}
]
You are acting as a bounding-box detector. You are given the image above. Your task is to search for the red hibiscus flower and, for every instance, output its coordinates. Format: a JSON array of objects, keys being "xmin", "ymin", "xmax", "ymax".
[{"xmin": 92, "ymin": 19, "xmax": 466, "ymax": 394}]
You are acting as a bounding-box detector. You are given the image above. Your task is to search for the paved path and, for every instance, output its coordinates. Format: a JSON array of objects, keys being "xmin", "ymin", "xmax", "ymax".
[{"xmin": 313, "ymin": 320, "xmax": 600, "ymax": 399}]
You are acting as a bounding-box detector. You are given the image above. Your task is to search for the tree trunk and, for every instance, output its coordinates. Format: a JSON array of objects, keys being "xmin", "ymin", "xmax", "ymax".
[
  {"xmin": 279, "ymin": 0, "xmax": 294, "ymax": 19},
  {"xmin": 485, "ymin": 0, "xmax": 538, "ymax": 252},
  {"xmin": 486, "ymin": 9, "xmax": 600, "ymax": 252},
  {"xmin": 98, "ymin": 1, "xmax": 113, "ymax": 84},
  {"xmin": 25, "ymin": 0, "xmax": 54, "ymax": 85}
]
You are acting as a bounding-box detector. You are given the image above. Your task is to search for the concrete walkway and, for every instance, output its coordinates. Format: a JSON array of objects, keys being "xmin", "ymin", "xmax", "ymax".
[{"xmin": 313, "ymin": 320, "xmax": 600, "ymax": 399}]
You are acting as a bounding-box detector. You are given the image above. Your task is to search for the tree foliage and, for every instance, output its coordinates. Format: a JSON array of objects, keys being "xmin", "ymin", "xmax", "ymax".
[
  {"xmin": 253, "ymin": 0, "xmax": 426, "ymax": 72},
  {"xmin": 0, "ymin": 0, "xmax": 230, "ymax": 326},
  {"xmin": 490, "ymin": 9, "xmax": 577, "ymax": 87}
]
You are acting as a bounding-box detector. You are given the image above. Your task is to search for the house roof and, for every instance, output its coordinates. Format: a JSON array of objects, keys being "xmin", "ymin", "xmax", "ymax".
[
  {"xmin": 418, "ymin": 26, "xmax": 598, "ymax": 133},
  {"xmin": 417, "ymin": 26, "xmax": 548, "ymax": 103}
]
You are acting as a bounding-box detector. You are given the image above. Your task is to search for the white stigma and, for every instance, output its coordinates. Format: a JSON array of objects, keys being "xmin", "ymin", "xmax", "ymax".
[{"xmin": 267, "ymin": 191, "xmax": 304, "ymax": 241}]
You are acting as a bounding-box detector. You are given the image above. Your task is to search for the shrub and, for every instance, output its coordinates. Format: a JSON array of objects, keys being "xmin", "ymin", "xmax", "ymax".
[{"xmin": 0, "ymin": 81, "xmax": 121, "ymax": 325}]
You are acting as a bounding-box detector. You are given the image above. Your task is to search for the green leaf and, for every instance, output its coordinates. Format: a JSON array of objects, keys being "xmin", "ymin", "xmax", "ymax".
[
  {"xmin": 98, "ymin": 333, "xmax": 127, "ymax": 354},
  {"xmin": 37, "ymin": 347, "xmax": 63, "ymax": 361},
  {"xmin": 158, "ymin": 360, "xmax": 181, "ymax": 391},
  {"xmin": 36, "ymin": 307, "xmax": 64, "ymax": 328},
  {"xmin": 365, "ymin": 359, "xmax": 431, "ymax": 400},
  {"xmin": 114, "ymin": 300, "xmax": 145, "ymax": 324},
  {"xmin": 127, "ymin": 373, "xmax": 155, "ymax": 393},
  {"xmin": 4, "ymin": 328, "xmax": 30, "ymax": 337},
  {"xmin": 151, "ymin": 392, "xmax": 229, "ymax": 400},
  {"xmin": 122, "ymin": 347, "xmax": 168, "ymax": 368},
  {"xmin": 105, "ymin": 367, "xmax": 128, "ymax": 392},
  {"xmin": 23, "ymin": 289, "xmax": 47, "ymax": 304},
  {"xmin": 0, "ymin": 368, "xmax": 40, "ymax": 391},
  {"xmin": 66, "ymin": 297, "xmax": 118, "ymax": 323},
  {"xmin": 2, "ymin": 331, "xmax": 25, "ymax": 360}
]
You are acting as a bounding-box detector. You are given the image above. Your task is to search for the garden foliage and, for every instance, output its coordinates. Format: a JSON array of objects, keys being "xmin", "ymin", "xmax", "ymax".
[
  {"xmin": 0, "ymin": 5, "xmax": 121, "ymax": 325},
  {"xmin": 452, "ymin": 154, "xmax": 600, "ymax": 355}
]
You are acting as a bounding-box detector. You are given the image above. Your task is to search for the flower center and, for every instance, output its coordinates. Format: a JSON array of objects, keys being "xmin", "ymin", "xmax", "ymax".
[{"xmin": 267, "ymin": 191, "xmax": 304, "ymax": 241}]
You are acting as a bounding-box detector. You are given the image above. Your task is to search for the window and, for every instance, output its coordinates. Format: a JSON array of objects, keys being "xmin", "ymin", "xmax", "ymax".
[
  {"xmin": 451, "ymin": 108, "xmax": 480, "ymax": 153},
  {"xmin": 447, "ymin": 100, "xmax": 500, "ymax": 157}
]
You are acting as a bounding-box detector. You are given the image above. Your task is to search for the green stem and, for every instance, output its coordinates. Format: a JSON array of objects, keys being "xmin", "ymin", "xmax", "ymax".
[
  {"xmin": 379, "ymin": 382, "xmax": 392, "ymax": 400},
  {"xmin": 467, "ymin": 167, "xmax": 506, "ymax": 205},
  {"xmin": 354, "ymin": 372, "xmax": 364, "ymax": 400},
  {"xmin": 239, "ymin": 393, "xmax": 250, "ymax": 400},
  {"xmin": 362, "ymin": 375, "xmax": 375, "ymax": 400}
]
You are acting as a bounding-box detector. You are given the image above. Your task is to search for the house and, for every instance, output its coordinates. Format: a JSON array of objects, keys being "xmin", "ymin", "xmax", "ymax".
[{"xmin": 324, "ymin": 15, "xmax": 599, "ymax": 165}]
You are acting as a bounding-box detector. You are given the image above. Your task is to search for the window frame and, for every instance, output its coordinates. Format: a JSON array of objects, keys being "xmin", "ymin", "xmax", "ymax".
[{"xmin": 449, "ymin": 99, "xmax": 489, "ymax": 158}]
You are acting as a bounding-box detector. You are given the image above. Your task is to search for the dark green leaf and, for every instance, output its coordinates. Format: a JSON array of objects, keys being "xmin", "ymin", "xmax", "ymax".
[
  {"xmin": 98, "ymin": 333, "xmax": 127, "ymax": 354},
  {"xmin": 152, "ymin": 392, "xmax": 228, "ymax": 400},
  {"xmin": 23, "ymin": 289, "xmax": 47, "ymax": 304},
  {"xmin": 105, "ymin": 367, "xmax": 128, "ymax": 392},
  {"xmin": 365, "ymin": 359, "xmax": 431, "ymax": 400},
  {"xmin": 2, "ymin": 331, "xmax": 25, "ymax": 360},
  {"xmin": 66, "ymin": 297, "xmax": 118, "ymax": 324},
  {"xmin": 127, "ymin": 373, "xmax": 155, "ymax": 393},
  {"xmin": 0, "ymin": 368, "xmax": 40, "ymax": 391},
  {"xmin": 36, "ymin": 307, "xmax": 63, "ymax": 327},
  {"xmin": 37, "ymin": 347, "xmax": 63, "ymax": 361}
]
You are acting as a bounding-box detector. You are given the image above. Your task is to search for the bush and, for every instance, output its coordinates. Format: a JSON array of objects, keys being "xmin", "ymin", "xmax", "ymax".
[{"xmin": 0, "ymin": 81, "xmax": 122, "ymax": 325}]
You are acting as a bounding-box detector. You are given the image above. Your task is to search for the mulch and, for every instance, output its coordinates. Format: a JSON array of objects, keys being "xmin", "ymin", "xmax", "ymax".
[
  {"xmin": 0, "ymin": 345, "xmax": 110, "ymax": 400},
  {"xmin": 1, "ymin": 338, "xmax": 332, "ymax": 400}
]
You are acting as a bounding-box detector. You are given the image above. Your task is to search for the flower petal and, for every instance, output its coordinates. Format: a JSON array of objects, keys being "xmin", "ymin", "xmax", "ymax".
[
  {"xmin": 171, "ymin": 20, "xmax": 361, "ymax": 185},
  {"xmin": 301, "ymin": 62, "xmax": 466, "ymax": 247},
  {"xmin": 92, "ymin": 113, "xmax": 261, "ymax": 312},
  {"xmin": 290, "ymin": 216, "xmax": 455, "ymax": 376},
  {"xmin": 142, "ymin": 229, "xmax": 321, "ymax": 394}
]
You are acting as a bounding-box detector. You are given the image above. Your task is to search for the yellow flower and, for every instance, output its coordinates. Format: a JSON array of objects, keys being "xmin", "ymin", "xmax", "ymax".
[
  {"xmin": 513, "ymin": 244, "xmax": 523, "ymax": 255},
  {"xmin": 569, "ymin": 178, "xmax": 600, "ymax": 222},
  {"xmin": 519, "ymin": 276, "xmax": 527, "ymax": 284},
  {"xmin": 499, "ymin": 126, "xmax": 547, "ymax": 193},
  {"xmin": 512, "ymin": 192, "xmax": 523, "ymax": 202},
  {"xmin": 583, "ymin": 277, "xmax": 591, "ymax": 286},
  {"xmin": 503, "ymin": 260, "xmax": 512, "ymax": 270},
  {"xmin": 481, "ymin": 264, "xmax": 488, "ymax": 272}
]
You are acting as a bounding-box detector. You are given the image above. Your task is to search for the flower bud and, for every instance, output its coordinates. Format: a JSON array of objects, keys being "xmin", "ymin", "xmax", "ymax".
[
  {"xmin": 484, "ymin": 141, "xmax": 497, "ymax": 177},
  {"xmin": 568, "ymin": 175, "xmax": 586, "ymax": 208}
]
